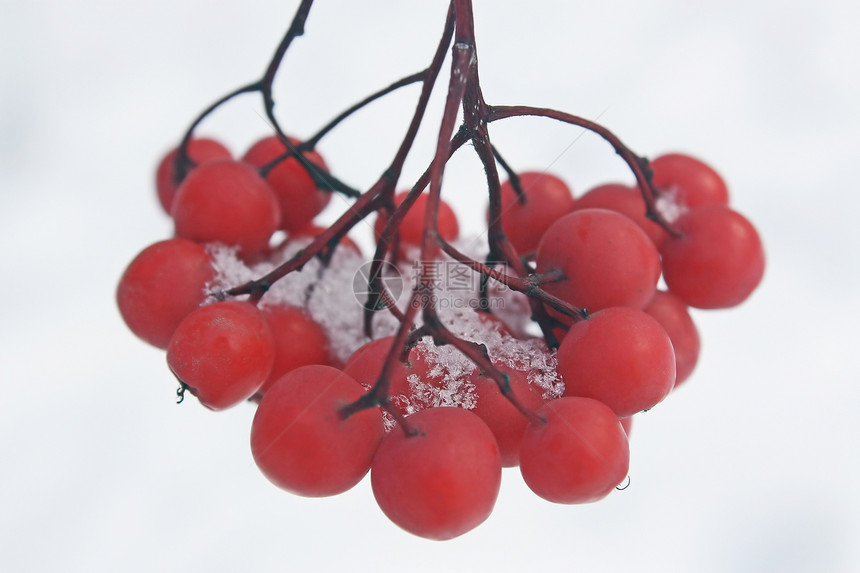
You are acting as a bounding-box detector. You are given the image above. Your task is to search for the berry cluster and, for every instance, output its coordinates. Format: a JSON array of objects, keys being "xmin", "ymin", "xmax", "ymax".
[{"xmin": 117, "ymin": 0, "xmax": 764, "ymax": 541}]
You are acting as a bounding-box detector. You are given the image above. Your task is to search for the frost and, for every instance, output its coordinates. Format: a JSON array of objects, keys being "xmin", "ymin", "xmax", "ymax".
[
  {"xmin": 206, "ymin": 232, "xmax": 563, "ymax": 412},
  {"xmin": 206, "ymin": 240, "xmax": 399, "ymax": 365},
  {"xmin": 654, "ymin": 185, "xmax": 688, "ymax": 223},
  {"xmin": 406, "ymin": 371, "xmax": 477, "ymax": 412},
  {"xmin": 205, "ymin": 244, "xmax": 258, "ymax": 300}
]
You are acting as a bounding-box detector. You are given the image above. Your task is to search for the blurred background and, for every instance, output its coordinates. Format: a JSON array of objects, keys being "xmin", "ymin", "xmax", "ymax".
[{"xmin": 1, "ymin": 1, "xmax": 858, "ymax": 571}]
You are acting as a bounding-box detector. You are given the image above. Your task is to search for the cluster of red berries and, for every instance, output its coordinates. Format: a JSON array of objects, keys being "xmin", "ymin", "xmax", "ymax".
[{"xmin": 117, "ymin": 131, "xmax": 764, "ymax": 539}]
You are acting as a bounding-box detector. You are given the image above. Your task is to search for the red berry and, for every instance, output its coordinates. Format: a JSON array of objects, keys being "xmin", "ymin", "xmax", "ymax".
[
  {"xmin": 374, "ymin": 191, "xmax": 459, "ymax": 255},
  {"xmin": 494, "ymin": 171, "xmax": 574, "ymax": 254},
  {"xmin": 242, "ymin": 136, "xmax": 331, "ymax": 233},
  {"xmin": 155, "ymin": 137, "xmax": 231, "ymax": 214},
  {"xmin": 288, "ymin": 223, "xmax": 362, "ymax": 257},
  {"xmin": 470, "ymin": 367, "xmax": 546, "ymax": 467},
  {"xmin": 660, "ymin": 205, "xmax": 765, "ymax": 309},
  {"xmin": 258, "ymin": 305, "xmax": 330, "ymax": 394},
  {"xmin": 371, "ymin": 407, "xmax": 501, "ymax": 540},
  {"xmin": 251, "ymin": 365, "xmax": 384, "ymax": 497},
  {"xmin": 649, "ymin": 152, "xmax": 729, "ymax": 210},
  {"xmin": 167, "ymin": 301, "xmax": 275, "ymax": 410},
  {"xmin": 643, "ymin": 290, "xmax": 701, "ymax": 386},
  {"xmin": 172, "ymin": 159, "xmax": 281, "ymax": 255},
  {"xmin": 519, "ymin": 397, "xmax": 629, "ymax": 504},
  {"xmin": 536, "ymin": 208, "xmax": 661, "ymax": 312},
  {"xmin": 343, "ymin": 336, "xmax": 415, "ymax": 413},
  {"xmin": 116, "ymin": 238, "xmax": 215, "ymax": 349},
  {"xmin": 557, "ymin": 307, "xmax": 676, "ymax": 418},
  {"xmin": 572, "ymin": 182, "xmax": 668, "ymax": 248}
]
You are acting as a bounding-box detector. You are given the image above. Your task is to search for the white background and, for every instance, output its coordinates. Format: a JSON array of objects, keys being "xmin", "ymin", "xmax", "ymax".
[{"xmin": 1, "ymin": 1, "xmax": 858, "ymax": 571}]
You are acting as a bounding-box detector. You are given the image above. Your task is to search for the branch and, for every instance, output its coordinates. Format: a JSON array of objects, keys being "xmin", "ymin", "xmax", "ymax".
[{"xmin": 487, "ymin": 105, "xmax": 681, "ymax": 236}]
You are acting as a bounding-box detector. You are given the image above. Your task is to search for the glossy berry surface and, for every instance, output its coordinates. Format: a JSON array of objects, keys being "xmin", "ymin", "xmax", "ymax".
[
  {"xmin": 470, "ymin": 367, "xmax": 546, "ymax": 467},
  {"xmin": 258, "ymin": 305, "xmax": 330, "ymax": 394},
  {"xmin": 342, "ymin": 336, "xmax": 415, "ymax": 412}
]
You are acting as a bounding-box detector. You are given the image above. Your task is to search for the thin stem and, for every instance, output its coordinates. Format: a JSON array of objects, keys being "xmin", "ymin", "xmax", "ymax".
[
  {"xmin": 172, "ymin": 82, "xmax": 260, "ymax": 183},
  {"xmin": 487, "ymin": 105, "xmax": 681, "ymax": 236},
  {"xmin": 423, "ymin": 308, "xmax": 544, "ymax": 425},
  {"xmin": 305, "ymin": 70, "xmax": 427, "ymax": 149},
  {"xmin": 437, "ymin": 239, "xmax": 587, "ymax": 322},
  {"xmin": 365, "ymin": 126, "xmax": 471, "ymax": 331},
  {"xmin": 228, "ymin": 1, "xmax": 459, "ymax": 320},
  {"xmin": 491, "ymin": 145, "xmax": 525, "ymax": 203},
  {"xmin": 260, "ymin": 0, "xmax": 314, "ymax": 86}
]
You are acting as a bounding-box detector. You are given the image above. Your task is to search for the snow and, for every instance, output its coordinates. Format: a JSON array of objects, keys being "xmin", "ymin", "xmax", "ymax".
[{"xmin": 206, "ymin": 235, "xmax": 563, "ymax": 411}]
